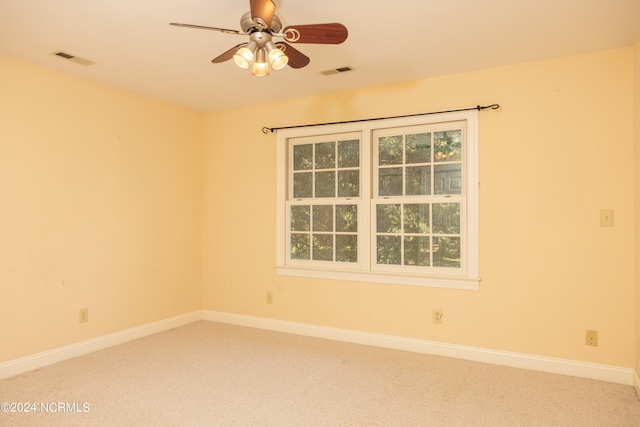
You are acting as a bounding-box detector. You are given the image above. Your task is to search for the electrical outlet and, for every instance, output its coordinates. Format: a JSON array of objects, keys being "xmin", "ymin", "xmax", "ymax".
[
  {"xmin": 79, "ymin": 308, "xmax": 89, "ymax": 323},
  {"xmin": 266, "ymin": 292, "xmax": 273, "ymax": 304},
  {"xmin": 586, "ymin": 330, "xmax": 598, "ymax": 347},
  {"xmin": 432, "ymin": 309, "xmax": 443, "ymax": 324}
]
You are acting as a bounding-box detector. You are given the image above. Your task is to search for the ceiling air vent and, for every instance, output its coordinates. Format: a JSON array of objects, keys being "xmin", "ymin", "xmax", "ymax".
[
  {"xmin": 320, "ymin": 66, "xmax": 355, "ymax": 76},
  {"xmin": 50, "ymin": 51, "xmax": 96, "ymax": 66}
]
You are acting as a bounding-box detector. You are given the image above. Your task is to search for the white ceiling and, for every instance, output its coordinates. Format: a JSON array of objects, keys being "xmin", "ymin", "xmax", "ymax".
[{"xmin": 1, "ymin": 0, "xmax": 639, "ymax": 112}]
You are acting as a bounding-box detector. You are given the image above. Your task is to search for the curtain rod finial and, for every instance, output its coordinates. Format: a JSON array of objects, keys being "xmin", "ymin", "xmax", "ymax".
[{"xmin": 478, "ymin": 104, "xmax": 500, "ymax": 111}]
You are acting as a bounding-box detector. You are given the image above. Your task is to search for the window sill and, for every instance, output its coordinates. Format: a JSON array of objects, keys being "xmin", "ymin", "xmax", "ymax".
[{"xmin": 275, "ymin": 265, "xmax": 480, "ymax": 290}]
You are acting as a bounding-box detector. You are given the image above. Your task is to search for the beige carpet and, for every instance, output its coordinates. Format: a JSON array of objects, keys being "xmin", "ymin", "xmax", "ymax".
[{"xmin": 1, "ymin": 321, "xmax": 639, "ymax": 426}]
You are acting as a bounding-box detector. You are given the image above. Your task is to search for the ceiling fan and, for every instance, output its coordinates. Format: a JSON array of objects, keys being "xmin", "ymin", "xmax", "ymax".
[{"xmin": 170, "ymin": 0, "xmax": 348, "ymax": 76}]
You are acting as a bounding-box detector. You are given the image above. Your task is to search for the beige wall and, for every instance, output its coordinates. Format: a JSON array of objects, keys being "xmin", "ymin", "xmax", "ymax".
[
  {"xmin": 2, "ymin": 45, "xmax": 636, "ymax": 370},
  {"xmin": 203, "ymin": 47, "xmax": 636, "ymax": 367},
  {"xmin": 635, "ymin": 36, "xmax": 640, "ymax": 377},
  {"xmin": 0, "ymin": 55, "xmax": 203, "ymax": 362}
]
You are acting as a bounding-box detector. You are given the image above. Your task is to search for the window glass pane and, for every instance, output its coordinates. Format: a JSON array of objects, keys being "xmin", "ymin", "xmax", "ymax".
[
  {"xmin": 406, "ymin": 133, "xmax": 431, "ymax": 164},
  {"xmin": 315, "ymin": 171, "xmax": 335, "ymax": 197},
  {"xmin": 293, "ymin": 172, "xmax": 313, "ymax": 198},
  {"xmin": 313, "ymin": 234, "xmax": 333, "ymax": 261},
  {"xmin": 404, "ymin": 236, "xmax": 431, "ymax": 266},
  {"xmin": 434, "ymin": 130, "xmax": 462, "ymax": 162},
  {"xmin": 338, "ymin": 140, "xmax": 359, "ymax": 168},
  {"xmin": 313, "ymin": 205, "xmax": 333, "ymax": 232},
  {"xmin": 376, "ymin": 204, "xmax": 401, "ymax": 233},
  {"xmin": 336, "ymin": 205, "xmax": 357, "ymax": 233},
  {"xmin": 377, "ymin": 235, "xmax": 401, "ymax": 264},
  {"xmin": 379, "ymin": 167, "xmax": 403, "ymax": 196},
  {"xmin": 338, "ymin": 170, "xmax": 359, "ymax": 197},
  {"xmin": 433, "ymin": 237, "xmax": 460, "ymax": 268},
  {"xmin": 291, "ymin": 234, "xmax": 310, "ymax": 260},
  {"xmin": 378, "ymin": 136, "xmax": 403, "ymax": 165},
  {"xmin": 315, "ymin": 142, "xmax": 335, "ymax": 169},
  {"xmin": 405, "ymin": 165, "xmax": 431, "ymax": 196},
  {"xmin": 434, "ymin": 164, "xmax": 462, "ymax": 195},
  {"xmin": 433, "ymin": 203, "xmax": 460, "ymax": 234},
  {"xmin": 293, "ymin": 144, "xmax": 313, "ymax": 170},
  {"xmin": 404, "ymin": 204, "xmax": 430, "ymax": 234},
  {"xmin": 336, "ymin": 235, "xmax": 357, "ymax": 263},
  {"xmin": 290, "ymin": 205, "xmax": 310, "ymax": 231}
]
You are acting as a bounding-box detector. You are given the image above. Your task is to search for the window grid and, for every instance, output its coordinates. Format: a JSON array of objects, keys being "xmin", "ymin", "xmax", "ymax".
[
  {"xmin": 289, "ymin": 202, "xmax": 359, "ymax": 263},
  {"xmin": 373, "ymin": 201, "xmax": 462, "ymax": 269},
  {"xmin": 373, "ymin": 124, "xmax": 464, "ymax": 272},
  {"xmin": 291, "ymin": 139, "xmax": 360, "ymax": 201},
  {"xmin": 288, "ymin": 135, "xmax": 361, "ymax": 265}
]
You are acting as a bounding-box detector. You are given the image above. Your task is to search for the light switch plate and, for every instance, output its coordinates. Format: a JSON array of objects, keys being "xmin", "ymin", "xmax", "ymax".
[{"xmin": 600, "ymin": 209, "xmax": 613, "ymax": 227}]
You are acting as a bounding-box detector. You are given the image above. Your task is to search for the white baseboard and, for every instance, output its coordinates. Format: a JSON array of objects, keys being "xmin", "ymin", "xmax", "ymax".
[
  {"xmin": 203, "ymin": 310, "xmax": 635, "ymax": 386},
  {"xmin": 3, "ymin": 309, "xmax": 635, "ymax": 388},
  {"xmin": 0, "ymin": 311, "xmax": 202, "ymax": 380}
]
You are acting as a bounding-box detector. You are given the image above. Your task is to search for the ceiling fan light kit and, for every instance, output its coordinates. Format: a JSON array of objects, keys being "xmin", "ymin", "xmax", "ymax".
[{"xmin": 170, "ymin": 0, "xmax": 348, "ymax": 77}]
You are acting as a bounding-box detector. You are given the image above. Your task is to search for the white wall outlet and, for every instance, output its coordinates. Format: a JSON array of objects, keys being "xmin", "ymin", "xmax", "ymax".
[
  {"xmin": 433, "ymin": 308, "xmax": 443, "ymax": 324},
  {"xmin": 79, "ymin": 308, "xmax": 89, "ymax": 323}
]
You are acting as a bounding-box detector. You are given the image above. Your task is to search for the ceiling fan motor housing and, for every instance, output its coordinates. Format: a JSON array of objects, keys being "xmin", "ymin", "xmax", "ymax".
[{"xmin": 240, "ymin": 11, "xmax": 282, "ymax": 33}]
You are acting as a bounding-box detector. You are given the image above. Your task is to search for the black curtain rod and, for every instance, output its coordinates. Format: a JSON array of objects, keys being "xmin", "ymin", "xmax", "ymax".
[{"xmin": 262, "ymin": 104, "xmax": 500, "ymax": 134}]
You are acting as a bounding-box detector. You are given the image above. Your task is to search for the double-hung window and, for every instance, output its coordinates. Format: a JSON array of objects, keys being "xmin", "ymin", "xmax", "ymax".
[{"xmin": 276, "ymin": 110, "xmax": 479, "ymax": 290}]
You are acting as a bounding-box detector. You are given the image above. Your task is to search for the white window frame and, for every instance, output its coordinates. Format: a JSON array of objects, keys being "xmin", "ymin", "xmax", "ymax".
[{"xmin": 275, "ymin": 110, "xmax": 479, "ymax": 290}]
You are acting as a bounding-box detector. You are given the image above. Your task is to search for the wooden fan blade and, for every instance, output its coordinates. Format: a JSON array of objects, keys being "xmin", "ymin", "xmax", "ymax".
[
  {"xmin": 250, "ymin": 0, "xmax": 275, "ymax": 28},
  {"xmin": 276, "ymin": 42, "xmax": 310, "ymax": 69},
  {"xmin": 170, "ymin": 22, "xmax": 241, "ymax": 35},
  {"xmin": 212, "ymin": 44, "xmax": 246, "ymax": 63},
  {"xmin": 283, "ymin": 23, "xmax": 348, "ymax": 44}
]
